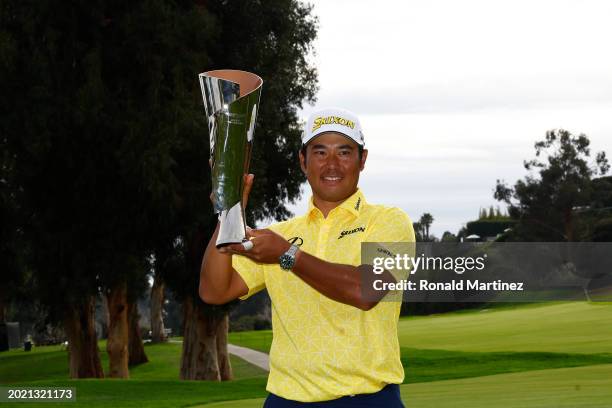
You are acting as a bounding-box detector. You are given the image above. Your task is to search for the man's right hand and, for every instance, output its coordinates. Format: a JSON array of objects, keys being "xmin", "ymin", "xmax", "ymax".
[{"xmin": 200, "ymin": 172, "xmax": 253, "ymax": 305}]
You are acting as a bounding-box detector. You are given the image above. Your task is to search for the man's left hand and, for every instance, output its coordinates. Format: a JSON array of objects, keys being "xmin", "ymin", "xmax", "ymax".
[{"xmin": 223, "ymin": 228, "xmax": 291, "ymax": 264}]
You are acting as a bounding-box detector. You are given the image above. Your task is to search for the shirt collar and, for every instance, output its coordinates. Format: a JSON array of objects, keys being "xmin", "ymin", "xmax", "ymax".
[{"xmin": 307, "ymin": 189, "xmax": 365, "ymax": 220}]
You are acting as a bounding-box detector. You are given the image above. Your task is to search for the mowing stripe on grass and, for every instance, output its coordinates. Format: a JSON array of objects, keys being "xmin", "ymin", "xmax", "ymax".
[
  {"xmin": 398, "ymin": 302, "xmax": 612, "ymax": 354},
  {"xmin": 401, "ymin": 348, "xmax": 612, "ymax": 384}
]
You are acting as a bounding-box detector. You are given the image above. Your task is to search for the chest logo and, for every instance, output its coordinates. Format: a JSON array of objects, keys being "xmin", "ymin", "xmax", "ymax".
[
  {"xmin": 338, "ymin": 226, "xmax": 365, "ymax": 239},
  {"xmin": 288, "ymin": 236, "xmax": 303, "ymax": 246}
]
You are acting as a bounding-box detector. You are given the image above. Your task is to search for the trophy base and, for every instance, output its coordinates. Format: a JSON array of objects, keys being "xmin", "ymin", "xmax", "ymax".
[{"xmin": 216, "ymin": 202, "xmax": 247, "ymax": 247}]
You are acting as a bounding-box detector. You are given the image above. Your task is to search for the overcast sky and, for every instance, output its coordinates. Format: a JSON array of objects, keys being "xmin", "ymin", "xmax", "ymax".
[{"xmin": 285, "ymin": 0, "xmax": 612, "ymax": 237}]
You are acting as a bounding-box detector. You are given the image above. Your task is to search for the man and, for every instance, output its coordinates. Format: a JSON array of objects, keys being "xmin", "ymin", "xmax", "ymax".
[{"xmin": 200, "ymin": 107, "xmax": 414, "ymax": 407}]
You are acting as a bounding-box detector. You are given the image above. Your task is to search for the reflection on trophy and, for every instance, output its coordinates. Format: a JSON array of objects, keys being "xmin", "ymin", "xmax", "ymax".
[{"xmin": 199, "ymin": 70, "xmax": 263, "ymax": 247}]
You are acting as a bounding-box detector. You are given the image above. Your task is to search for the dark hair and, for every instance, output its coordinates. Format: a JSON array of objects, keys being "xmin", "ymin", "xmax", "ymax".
[{"xmin": 300, "ymin": 144, "xmax": 364, "ymax": 163}]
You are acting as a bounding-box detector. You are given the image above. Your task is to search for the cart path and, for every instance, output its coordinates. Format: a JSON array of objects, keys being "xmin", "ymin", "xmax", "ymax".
[
  {"xmin": 168, "ymin": 339, "xmax": 270, "ymax": 372},
  {"xmin": 227, "ymin": 343, "xmax": 270, "ymax": 371}
]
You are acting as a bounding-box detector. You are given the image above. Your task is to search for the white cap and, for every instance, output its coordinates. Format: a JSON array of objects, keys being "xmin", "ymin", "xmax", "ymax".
[{"xmin": 303, "ymin": 107, "xmax": 365, "ymax": 147}]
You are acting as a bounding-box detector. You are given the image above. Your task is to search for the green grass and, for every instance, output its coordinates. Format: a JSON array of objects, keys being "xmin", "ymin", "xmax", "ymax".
[
  {"xmin": 228, "ymin": 303, "xmax": 612, "ymax": 355},
  {"xmin": 228, "ymin": 330, "xmax": 272, "ymax": 354},
  {"xmin": 222, "ymin": 302, "xmax": 612, "ymax": 407},
  {"xmin": 3, "ymin": 302, "xmax": 612, "ymax": 407},
  {"xmin": 0, "ymin": 340, "xmax": 268, "ymax": 407},
  {"xmin": 199, "ymin": 364, "xmax": 612, "ymax": 408},
  {"xmin": 0, "ymin": 378, "xmax": 268, "ymax": 408},
  {"xmin": 397, "ymin": 302, "xmax": 612, "ymax": 353},
  {"xmin": 399, "ymin": 364, "xmax": 612, "ymax": 408},
  {"xmin": 0, "ymin": 341, "xmax": 267, "ymax": 383},
  {"xmin": 401, "ymin": 348, "xmax": 612, "ymax": 384}
]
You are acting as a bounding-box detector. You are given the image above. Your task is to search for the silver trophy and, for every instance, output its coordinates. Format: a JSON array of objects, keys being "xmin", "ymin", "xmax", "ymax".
[{"xmin": 199, "ymin": 70, "xmax": 263, "ymax": 247}]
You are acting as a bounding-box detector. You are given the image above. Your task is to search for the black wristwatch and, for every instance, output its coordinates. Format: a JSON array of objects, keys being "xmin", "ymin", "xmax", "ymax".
[{"xmin": 279, "ymin": 244, "xmax": 299, "ymax": 270}]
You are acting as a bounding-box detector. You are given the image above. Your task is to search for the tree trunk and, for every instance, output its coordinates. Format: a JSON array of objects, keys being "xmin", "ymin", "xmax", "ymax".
[
  {"xmin": 106, "ymin": 282, "xmax": 129, "ymax": 378},
  {"xmin": 180, "ymin": 297, "xmax": 232, "ymax": 380},
  {"xmin": 150, "ymin": 272, "xmax": 167, "ymax": 343},
  {"xmin": 216, "ymin": 313, "xmax": 232, "ymax": 380},
  {"xmin": 64, "ymin": 296, "xmax": 104, "ymax": 378},
  {"xmin": 128, "ymin": 301, "xmax": 148, "ymax": 366}
]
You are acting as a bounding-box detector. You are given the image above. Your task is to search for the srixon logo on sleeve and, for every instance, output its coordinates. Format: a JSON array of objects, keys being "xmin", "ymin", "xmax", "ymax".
[{"xmin": 338, "ymin": 226, "xmax": 365, "ymax": 239}]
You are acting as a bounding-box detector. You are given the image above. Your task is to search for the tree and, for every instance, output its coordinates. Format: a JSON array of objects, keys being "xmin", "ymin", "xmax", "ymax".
[
  {"xmin": 419, "ymin": 213, "xmax": 434, "ymax": 241},
  {"xmin": 0, "ymin": 0, "xmax": 215, "ymax": 377},
  {"xmin": 441, "ymin": 231, "xmax": 457, "ymax": 242},
  {"xmin": 0, "ymin": 149, "xmax": 24, "ymax": 324},
  {"xmin": 478, "ymin": 207, "xmax": 487, "ymax": 220},
  {"xmin": 495, "ymin": 129, "xmax": 609, "ymax": 241},
  {"xmin": 413, "ymin": 222, "xmax": 423, "ymax": 241},
  {"xmin": 1, "ymin": 0, "xmax": 317, "ymax": 381},
  {"xmin": 163, "ymin": 0, "xmax": 318, "ymax": 381}
]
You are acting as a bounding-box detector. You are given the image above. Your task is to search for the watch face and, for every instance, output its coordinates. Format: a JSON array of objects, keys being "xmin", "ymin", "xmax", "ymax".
[
  {"xmin": 280, "ymin": 254, "xmax": 294, "ymax": 270},
  {"xmin": 280, "ymin": 245, "xmax": 298, "ymax": 270}
]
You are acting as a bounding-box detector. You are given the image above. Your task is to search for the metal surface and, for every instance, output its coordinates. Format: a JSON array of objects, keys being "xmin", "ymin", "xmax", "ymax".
[{"xmin": 199, "ymin": 70, "xmax": 263, "ymax": 247}]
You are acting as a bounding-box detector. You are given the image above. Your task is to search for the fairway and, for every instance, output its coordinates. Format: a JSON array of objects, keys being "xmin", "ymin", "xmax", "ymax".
[
  {"xmin": 397, "ymin": 302, "xmax": 612, "ymax": 354},
  {"xmin": 199, "ymin": 364, "xmax": 612, "ymax": 408},
  {"xmin": 229, "ymin": 302, "xmax": 612, "ymax": 354}
]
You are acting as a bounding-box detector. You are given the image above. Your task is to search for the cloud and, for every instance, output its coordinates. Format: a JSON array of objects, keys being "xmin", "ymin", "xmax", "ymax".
[{"xmin": 312, "ymin": 74, "xmax": 612, "ymax": 115}]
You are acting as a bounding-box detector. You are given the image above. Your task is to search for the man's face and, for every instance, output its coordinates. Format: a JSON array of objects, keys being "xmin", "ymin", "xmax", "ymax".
[{"xmin": 299, "ymin": 132, "xmax": 368, "ymax": 204}]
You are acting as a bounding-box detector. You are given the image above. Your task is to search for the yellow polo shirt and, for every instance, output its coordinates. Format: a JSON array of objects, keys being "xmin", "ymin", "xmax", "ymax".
[{"xmin": 232, "ymin": 189, "xmax": 415, "ymax": 402}]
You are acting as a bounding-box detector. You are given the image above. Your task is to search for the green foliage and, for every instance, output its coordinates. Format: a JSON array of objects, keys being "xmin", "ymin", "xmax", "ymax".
[
  {"xmin": 592, "ymin": 217, "xmax": 612, "ymax": 242},
  {"xmin": 495, "ymin": 129, "xmax": 609, "ymax": 241},
  {"xmin": 162, "ymin": 0, "xmax": 319, "ymax": 303},
  {"xmin": 1, "ymin": 0, "xmax": 318, "ymax": 319},
  {"xmin": 440, "ymin": 231, "xmax": 457, "ymax": 242},
  {"xmin": 478, "ymin": 206, "xmax": 506, "ymax": 220},
  {"xmin": 413, "ymin": 221, "xmax": 423, "ymax": 241},
  {"xmin": 205, "ymin": 0, "xmax": 318, "ymax": 224},
  {"xmin": 229, "ymin": 315, "xmax": 271, "ymax": 332}
]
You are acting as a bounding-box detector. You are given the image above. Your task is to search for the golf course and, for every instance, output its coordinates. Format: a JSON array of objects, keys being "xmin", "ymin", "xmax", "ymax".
[{"xmin": 1, "ymin": 302, "xmax": 611, "ymax": 407}]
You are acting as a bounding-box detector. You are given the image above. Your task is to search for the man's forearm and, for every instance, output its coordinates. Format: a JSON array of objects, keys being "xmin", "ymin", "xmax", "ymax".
[
  {"xmin": 291, "ymin": 250, "xmax": 393, "ymax": 311},
  {"xmin": 199, "ymin": 223, "xmax": 233, "ymax": 303}
]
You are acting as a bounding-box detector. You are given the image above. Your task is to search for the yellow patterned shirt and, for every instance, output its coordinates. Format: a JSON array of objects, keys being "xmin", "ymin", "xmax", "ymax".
[{"xmin": 232, "ymin": 189, "xmax": 415, "ymax": 402}]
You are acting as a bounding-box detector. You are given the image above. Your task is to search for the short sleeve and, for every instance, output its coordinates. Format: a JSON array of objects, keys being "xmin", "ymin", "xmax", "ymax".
[
  {"xmin": 232, "ymin": 255, "xmax": 266, "ymax": 300},
  {"xmin": 365, "ymin": 207, "xmax": 416, "ymax": 284},
  {"xmin": 366, "ymin": 207, "xmax": 415, "ymax": 243}
]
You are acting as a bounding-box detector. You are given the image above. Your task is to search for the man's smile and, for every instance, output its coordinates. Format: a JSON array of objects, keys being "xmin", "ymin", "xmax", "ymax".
[{"xmin": 321, "ymin": 174, "xmax": 344, "ymax": 185}]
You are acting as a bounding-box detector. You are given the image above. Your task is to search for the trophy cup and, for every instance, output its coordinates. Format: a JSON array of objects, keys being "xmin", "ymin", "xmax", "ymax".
[{"xmin": 199, "ymin": 70, "xmax": 263, "ymax": 247}]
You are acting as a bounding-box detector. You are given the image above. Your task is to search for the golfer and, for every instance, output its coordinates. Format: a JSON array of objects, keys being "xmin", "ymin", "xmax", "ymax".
[{"xmin": 200, "ymin": 107, "xmax": 414, "ymax": 407}]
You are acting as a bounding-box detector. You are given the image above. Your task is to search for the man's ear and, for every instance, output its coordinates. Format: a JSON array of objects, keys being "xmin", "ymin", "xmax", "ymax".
[
  {"xmin": 299, "ymin": 149, "xmax": 307, "ymax": 174},
  {"xmin": 360, "ymin": 149, "xmax": 368, "ymax": 171}
]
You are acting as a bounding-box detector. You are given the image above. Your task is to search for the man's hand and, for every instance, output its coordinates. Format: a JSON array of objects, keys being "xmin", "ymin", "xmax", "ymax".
[
  {"xmin": 209, "ymin": 160, "xmax": 254, "ymax": 210},
  {"xmin": 200, "ymin": 168, "xmax": 254, "ymax": 305},
  {"xmin": 223, "ymin": 228, "xmax": 291, "ymax": 264}
]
